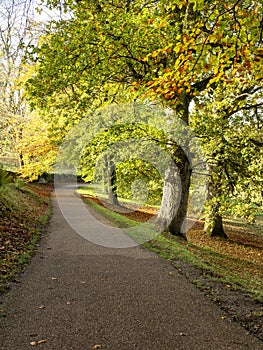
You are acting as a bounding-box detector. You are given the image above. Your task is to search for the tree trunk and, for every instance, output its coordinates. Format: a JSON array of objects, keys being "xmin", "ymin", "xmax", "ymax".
[
  {"xmin": 204, "ymin": 202, "xmax": 227, "ymax": 238},
  {"xmin": 106, "ymin": 154, "xmax": 119, "ymax": 205},
  {"xmin": 18, "ymin": 152, "xmax": 24, "ymax": 168},
  {"xmin": 168, "ymin": 156, "xmax": 192, "ymax": 239},
  {"xmin": 156, "ymin": 92, "xmax": 192, "ymax": 240},
  {"xmin": 209, "ymin": 213, "xmax": 225, "ymax": 237},
  {"xmin": 101, "ymin": 159, "xmax": 109, "ymax": 194},
  {"xmin": 204, "ymin": 167, "xmax": 228, "ymax": 238},
  {"xmin": 156, "ymin": 161, "xmax": 181, "ymax": 228},
  {"xmin": 156, "ymin": 149, "xmax": 192, "ymax": 240}
]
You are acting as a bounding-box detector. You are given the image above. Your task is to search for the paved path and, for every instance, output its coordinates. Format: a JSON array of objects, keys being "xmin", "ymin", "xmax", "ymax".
[{"xmin": 0, "ymin": 189, "xmax": 262, "ymax": 350}]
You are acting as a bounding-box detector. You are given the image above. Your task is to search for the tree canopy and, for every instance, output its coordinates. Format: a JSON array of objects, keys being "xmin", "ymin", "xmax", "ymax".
[
  {"xmin": 23, "ymin": 0, "xmax": 263, "ymax": 238},
  {"xmin": 28, "ymin": 0, "xmax": 263, "ymax": 113}
]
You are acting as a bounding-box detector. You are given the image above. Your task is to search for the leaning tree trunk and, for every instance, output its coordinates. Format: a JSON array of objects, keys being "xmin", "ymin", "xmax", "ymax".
[
  {"xmin": 106, "ymin": 154, "xmax": 119, "ymax": 205},
  {"xmin": 168, "ymin": 155, "xmax": 192, "ymax": 239},
  {"xmin": 156, "ymin": 92, "xmax": 193, "ymax": 240},
  {"xmin": 156, "ymin": 148, "xmax": 192, "ymax": 240},
  {"xmin": 204, "ymin": 165, "xmax": 228, "ymax": 238}
]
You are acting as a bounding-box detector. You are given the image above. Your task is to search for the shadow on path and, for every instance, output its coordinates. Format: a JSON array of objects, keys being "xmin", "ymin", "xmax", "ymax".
[{"xmin": 0, "ymin": 191, "xmax": 262, "ymax": 349}]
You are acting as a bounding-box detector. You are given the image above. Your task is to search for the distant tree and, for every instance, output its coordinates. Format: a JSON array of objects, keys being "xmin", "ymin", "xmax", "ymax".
[
  {"xmin": 0, "ymin": 0, "xmax": 41, "ymax": 168},
  {"xmin": 18, "ymin": 110, "xmax": 58, "ymax": 181}
]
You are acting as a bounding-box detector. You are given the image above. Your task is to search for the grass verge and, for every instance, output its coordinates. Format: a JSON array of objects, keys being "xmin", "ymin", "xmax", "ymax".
[
  {"xmin": 0, "ymin": 183, "xmax": 52, "ymax": 293},
  {"xmin": 83, "ymin": 197, "xmax": 263, "ymax": 302}
]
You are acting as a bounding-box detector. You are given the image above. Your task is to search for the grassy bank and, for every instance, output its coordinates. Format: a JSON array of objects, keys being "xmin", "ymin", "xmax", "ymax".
[{"xmin": 0, "ymin": 183, "xmax": 52, "ymax": 293}]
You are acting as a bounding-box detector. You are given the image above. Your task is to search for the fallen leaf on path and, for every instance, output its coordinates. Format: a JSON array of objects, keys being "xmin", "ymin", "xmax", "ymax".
[{"xmin": 13, "ymin": 279, "xmax": 21, "ymax": 283}]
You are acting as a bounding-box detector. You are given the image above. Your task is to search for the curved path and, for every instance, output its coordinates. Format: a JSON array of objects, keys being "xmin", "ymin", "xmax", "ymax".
[{"xmin": 0, "ymin": 189, "xmax": 262, "ymax": 349}]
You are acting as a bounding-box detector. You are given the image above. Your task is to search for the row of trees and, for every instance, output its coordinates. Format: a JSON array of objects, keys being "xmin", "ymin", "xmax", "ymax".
[{"xmin": 1, "ymin": 0, "xmax": 262, "ymax": 240}]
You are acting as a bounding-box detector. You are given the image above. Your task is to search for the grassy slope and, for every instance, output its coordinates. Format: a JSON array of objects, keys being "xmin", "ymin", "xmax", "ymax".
[{"xmin": 0, "ymin": 183, "xmax": 52, "ymax": 293}]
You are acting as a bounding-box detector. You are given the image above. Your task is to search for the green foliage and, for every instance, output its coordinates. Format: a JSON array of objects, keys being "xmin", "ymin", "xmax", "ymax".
[
  {"xmin": 0, "ymin": 163, "xmax": 14, "ymax": 187},
  {"xmin": 115, "ymin": 159, "xmax": 163, "ymax": 205},
  {"xmin": 191, "ymin": 80, "xmax": 263, "ymax": 223},
  {"xmin": 25, "ymin": 0, "xmax": 263, "ymax": 232},
  {"xmin": 79, "ymin": 120, "xmax": 169, "ymax": 203},
  {"xmin": 14, "ymin": 178, "xmax": 25, "ymax": 190},
  {"xmin": 27, "ymin": 0, "xmax": 263, "ymax": 113}
]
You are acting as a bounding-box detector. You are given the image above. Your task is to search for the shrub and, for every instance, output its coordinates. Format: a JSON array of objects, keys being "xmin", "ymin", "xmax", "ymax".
[{"xmin": 0, "ymin": 163, "xmax": 14, "ymax": 187}]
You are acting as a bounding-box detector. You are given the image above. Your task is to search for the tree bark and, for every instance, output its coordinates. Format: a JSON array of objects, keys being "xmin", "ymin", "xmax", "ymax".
[
  {"xmin": 204, "ymin": 202, "xmax": 227, "ymax": 238},
  {"xmin": 209, "ymin": 213, "xmax": 225, "ymax": 238},
  {"xmin": 168, "ymin": 155, "xmax": 192, "ymax": 239},
  {"xmin": 156, "ymin": 147, "xmax": 192, "ymax": 240},
  {"xmin": 156, "ymin": 161, "xmax": 181, "ymax": 228},
  {"xmin": 18, "ymin": 152, "xmax": 24, "ymax": 168},
  {"xmin": 204, "ymin": 166, "xmax": 228, "ymax": 238},
  {"xmin": 156, "ymin": 92, "xmax": 193, "ymax": 240},
  {"xmin": 106, "ymin": 154, "xmax": 119, "ymax": 205}
]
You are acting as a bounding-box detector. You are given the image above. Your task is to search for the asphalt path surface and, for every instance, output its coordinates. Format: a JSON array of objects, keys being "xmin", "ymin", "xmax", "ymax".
[{"xmin": 0, "ymin": 188, "xmax": 262, "ymax": 350}]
